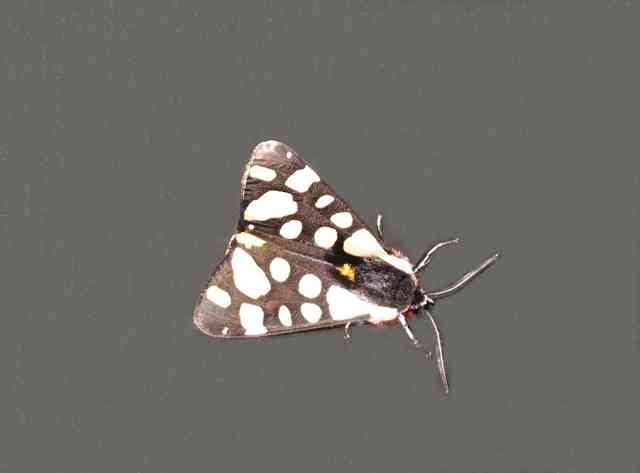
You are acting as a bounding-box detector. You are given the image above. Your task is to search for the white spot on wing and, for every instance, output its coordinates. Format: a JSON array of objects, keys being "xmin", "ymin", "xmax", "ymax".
[
  {"xmin": 206, "ymin": 286, "xmax": 231, "ymax": 308},
  {"xmin": 343, "ymin": 229, "xmax": 384, "ymax": 257},
  {"xmin": 239, "ymin": 303, "xmax": 267, "ymax": 336},
  {"xmin": 314, "ymin": 226, "xmax": 337, "ymax": 249},
  {"xmin": 315, "ymin": 194, "xmax": 335, "ymax": 209},
  {"xmin": 330, "ymin": 212, "xmax": 353, "ymax": 229},
  {"xmin": 298, "ymin": 274, "xmax": 322, "ymax": 298},
  {"xmin": 221, "ymin": 327, "xmax": 229, "ymax": 335},
  {"xmin": 300, "ymin": 303, "xmax": 322, "ymax": 323},
  {"xmin": 249, "ymin": 165, "xmax": 276, "ymax": 182},
  {"xmin": 340, "ymin": 229, "xmax": 415, "ymax": 275},
  {"xmin": 326, "ymin": 285, "xmax": 398, "ymax": 322},
  {"xmin": 269, "ymin": 257, "xmax": 291, "ymax": 282},
  {"xmin": 280, "ymin": 220, "xmax": 303, "ymax": 239},
  {"xmin": 285, "ymin": 166, "xmax": 320, "ymax": 193},
  {"xmin": 231, "ymin": 247, "xmax": 271, "ymax": 299},
  {"xmin": 367, "ymin": 305, "xmax": 399, "ymax": 324},
  {"xmin": 286, "ymin": 151, "xmax": 293, "ymax": 159},
  {"xmin": 244, "ymin": 191, "xmax": 298, "ymax": 222},
  {"xmin": 326, "ymin": 286, "xmax": 369, "ymax": 321},
  {"xmin": 278, "ymin": 305, "xmax": 292, "ymax": 327},
  {"xmin": 236, "ymin": 232, "xmax": 265, "ymax": 249},
  {"xmin": 380, "ymin": 254, "xmax": 414, "ymax": 275}
]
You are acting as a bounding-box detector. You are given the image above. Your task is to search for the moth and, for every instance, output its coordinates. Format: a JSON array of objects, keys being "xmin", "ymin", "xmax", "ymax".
[{"xmin": 193, "ymin": 140, "xmax": 499, "ymax": 392}]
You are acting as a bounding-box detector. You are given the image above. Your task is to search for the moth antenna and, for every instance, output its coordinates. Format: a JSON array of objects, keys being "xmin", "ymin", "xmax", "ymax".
[
  {"xmin": 427, "ymin": 252, "xmax": 500, "ymax": 300},
  {"xmin": 413, "ymin": 237, "xmax": 461, "ymax": 274},
  {"xmin": 424, "ymin": 309, "xmax": 449, "ymax": 394}
]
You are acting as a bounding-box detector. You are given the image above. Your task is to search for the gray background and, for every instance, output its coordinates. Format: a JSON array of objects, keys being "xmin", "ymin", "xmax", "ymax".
[{"xmin": 2, "ymin": 1, "xmax": 639, "ymax": 472}]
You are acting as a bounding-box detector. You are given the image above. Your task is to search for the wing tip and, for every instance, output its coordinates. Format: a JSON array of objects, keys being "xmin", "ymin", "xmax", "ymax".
[
  {"xmin": 193, "ymin": 304, "xmax": 237, "ymax": 339},
  {"xmin": 193, "ymin": 308, "xmax": 215, "ymax": 336},
  {"xmin": 252, "ymin": 139, "xmax": 294, "ymax": 158}
]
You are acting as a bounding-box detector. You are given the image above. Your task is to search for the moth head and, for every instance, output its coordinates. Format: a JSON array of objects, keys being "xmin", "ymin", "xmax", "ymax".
[{"xmin": 412, "ymin": 286, "xmax": 434, "ymax": 310}]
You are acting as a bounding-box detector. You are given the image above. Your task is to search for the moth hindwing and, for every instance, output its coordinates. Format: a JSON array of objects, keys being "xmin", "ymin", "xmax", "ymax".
[{"xmin": 193, "ymin": 140, "xmax": 419, "ymax": 338}]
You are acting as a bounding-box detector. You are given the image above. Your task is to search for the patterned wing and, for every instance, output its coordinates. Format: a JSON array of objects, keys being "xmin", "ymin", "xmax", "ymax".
[
  {"xmin": 194, "ymin": 236, "xmax": 370, "ymax": 337},
  {"xmin": 193, "ymin": 140, "xmax": 416, "ymax": 338},
  {"xmin": 237, "ymin": 140, "xmax": 390, "ymax": 259}
]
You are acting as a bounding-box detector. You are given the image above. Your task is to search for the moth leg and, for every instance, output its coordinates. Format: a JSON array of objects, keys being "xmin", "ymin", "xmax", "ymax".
[
  {"xmin": 397, "ymin": 313, "xmax": 421, "ymax": 348},
  {"xmin": 427, "ymin": 252, "xmax": 500, "ymax": 300},
  {"xmin": 413, "ymin": 237, "xmax": 460, "ymax": 274},
  {"xmin": 344, "ymin": 322, "xmax": 352, "ymax": 340},
  {"xmin": 424, "ymin": 309, "xmax": 449, "ymax": 394},
  {"xmin": 376, "ymin": 214, "xmax": 384, "ymax": 241},
  {"xmin": 399, "ymin": 312, "xmax": 448, "ymax": 394}
]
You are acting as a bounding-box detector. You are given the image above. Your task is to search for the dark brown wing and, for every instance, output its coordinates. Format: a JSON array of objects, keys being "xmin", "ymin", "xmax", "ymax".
[
  {"xmin": 193, "ymin": 236, "xmax": 372, "ymax": 338},
  {"xmin": 241, "ymin": 140, "xmax": 387, "ymax": 246},
  {"xmin": 193, "ymin": 140, "xmax": 413, "ymax": 338}
]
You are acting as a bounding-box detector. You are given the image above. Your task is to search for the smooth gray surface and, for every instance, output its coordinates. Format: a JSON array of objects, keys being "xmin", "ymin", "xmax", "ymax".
[{"xmin": 3, "ymin": 1, "xmax": 639, "ymax": 472}]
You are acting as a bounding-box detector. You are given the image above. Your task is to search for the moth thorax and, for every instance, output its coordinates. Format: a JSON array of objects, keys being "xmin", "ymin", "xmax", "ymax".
[{"xmin": 353, "ymin": 258, "xmax": 417, "ymax": 309}]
